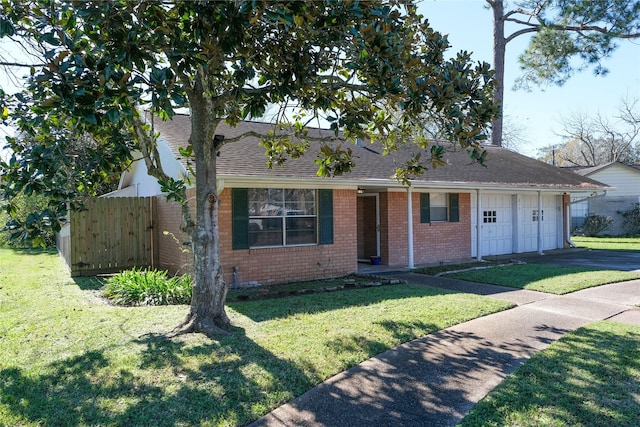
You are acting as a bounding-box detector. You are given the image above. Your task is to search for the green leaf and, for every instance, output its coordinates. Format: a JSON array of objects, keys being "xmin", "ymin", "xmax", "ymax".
[
  {"xmin": 178, "ymin": 145, "xmax": 193, "ymax": 158},
  {"xmin": 105, "ymin": 108, "xmax": 120, "ymax": 123}
]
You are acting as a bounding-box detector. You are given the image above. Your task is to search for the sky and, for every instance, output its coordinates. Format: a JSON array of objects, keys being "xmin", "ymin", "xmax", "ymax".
[
  {"xmin": 1, "ymin": 1, "xmax": 639, "ymax": 160},
  {"xmin": 419, "ymin": 0, "xmax": 640, "ymax": 157}
]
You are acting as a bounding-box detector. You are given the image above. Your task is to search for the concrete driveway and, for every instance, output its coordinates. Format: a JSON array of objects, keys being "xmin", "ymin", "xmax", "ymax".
[{"xmin": 513, "ymin": 248, "xmax": 640, "ymax": 272}]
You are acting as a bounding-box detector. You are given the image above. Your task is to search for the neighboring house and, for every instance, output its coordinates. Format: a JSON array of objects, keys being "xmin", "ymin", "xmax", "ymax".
[
  {"xmin": 567, "ymin": 162, "xmax": 640, "ymax": 235},
  {"xmin": 107, "ymin": 114, "xmax": 608, "ymax": 286}
]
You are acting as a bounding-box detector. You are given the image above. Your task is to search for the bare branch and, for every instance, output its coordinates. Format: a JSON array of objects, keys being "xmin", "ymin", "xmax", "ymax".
[
  {"xmin": 505, "ymin": 27, "xmax": 539, "ymax": 44},
  {"xmin": 221, "ymin": 128, "xmax": 341, "ymax": 145},
  {"xmin": 0, "ymin": 60, "xmax": 42, "ymax": 68}
]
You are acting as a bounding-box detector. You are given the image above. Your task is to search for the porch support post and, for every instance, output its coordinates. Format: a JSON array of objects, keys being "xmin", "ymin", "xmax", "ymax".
[
  {"xmin": 476, "ymin": 189, "xmax": 482, "ymax": 261},
  {"xmin": 407, "ymin": 186, "xmax": 414, "ymax": 268},
  {"xmin": 537, "ymin": 190, "xmax": 544, "ymax": 255}
]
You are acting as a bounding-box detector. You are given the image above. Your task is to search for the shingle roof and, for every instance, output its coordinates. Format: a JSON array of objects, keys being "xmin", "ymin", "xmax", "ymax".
[
  {"xmin": 566, "ymin": 163, "xmax": 615, "ymax": 176},
  {"xmin": 148, "ymin": 114, "xmax": 607, "ymax": 191},
  {"xmin": 567, "ymin": 162, "xmax": 640, "ymax": 177}
]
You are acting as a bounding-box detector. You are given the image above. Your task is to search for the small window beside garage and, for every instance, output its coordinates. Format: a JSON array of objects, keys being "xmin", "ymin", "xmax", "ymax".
[
  {"xmin": 532, "ymin": 209, "xmax": 544, "ymax": 222},
  {"xmin": 420, "ymin": 193, "xmax": 459, "ymax": 223},
  {"xmin": 483, "ymin": 210, "xmax": 497, "ymax": 223}
]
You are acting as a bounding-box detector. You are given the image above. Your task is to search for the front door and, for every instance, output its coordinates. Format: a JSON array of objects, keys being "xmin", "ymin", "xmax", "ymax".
[{"xmin": 357, "ymin": 194, "xmax": 379, "ymax": 261}]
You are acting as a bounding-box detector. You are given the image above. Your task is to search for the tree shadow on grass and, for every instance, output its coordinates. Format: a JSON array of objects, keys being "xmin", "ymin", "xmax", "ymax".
[
  {"xmin": 0, "ymin": 326, "xmax": 316, "ymax": 426},
  {"xmin": 460, "ymin": 323, "xmax": 640, "ymax": 426},
  {"xmin": 229, "ymin": 284, "xmax": 454, "ymax": 322},
  {"xmin": 3, "ymin": 309, "xmax": 609, "ymax": 426}
]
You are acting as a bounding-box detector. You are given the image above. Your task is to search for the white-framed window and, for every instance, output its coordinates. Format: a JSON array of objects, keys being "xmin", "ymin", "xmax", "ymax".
[
  {"xmin": 571, "ymin": 199, "xmax": 588, "ymax": 229},
  {"xmin": 483, "ymin": 210, "xmax": 497, "ymax": 223},
  {"xmin": 420, "ymin": 193, "xmax": 459, "ymax": 223},
  {"xmin": 532, "ymin": 209, "xmax": 544, "ymax": 222},
  {"xmin": 429, "ymin": 193, "xmax": 448, "ymax": 222},
  {"xmin": 248, "ymin": 188, "xmax": 317, "ymax": 247}
]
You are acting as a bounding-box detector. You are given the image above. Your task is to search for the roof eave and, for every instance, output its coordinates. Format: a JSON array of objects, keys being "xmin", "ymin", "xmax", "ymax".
[{"xmin": 218, "ymin": 174, "xmax": 609, "ymax": 193}]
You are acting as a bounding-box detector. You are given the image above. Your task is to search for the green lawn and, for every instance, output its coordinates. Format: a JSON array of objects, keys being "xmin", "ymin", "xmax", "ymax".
[
  {"xmin": 572, "ymin": 236, "xmax": 640, "ymax": 251},
  {"xmin": 449, "ymin": 264, "xmax": 640, "ymax": 294},
  {"xmin": 0, "ymin": 248, "xmax": 511, "ymax": 426},
  {"xmin": 461, "ymin": 321, "xmax": 640, "ymax": 427}
]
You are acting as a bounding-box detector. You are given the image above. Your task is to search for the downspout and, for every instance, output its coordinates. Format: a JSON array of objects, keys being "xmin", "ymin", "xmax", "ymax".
[
  {"xmin": 407, "ymin": 186, "xmax": 414, "ymax": 269},
  {"xmin": 537, "ymin": 191, "xmax": 544, "ymax": 255},
  {"xmin": 476, "ymin": 189, "xmax": 482, "ymax": 261},
  {"xmin": 566, "ymin": 203, "xmax": 576, "ymax": 248}
]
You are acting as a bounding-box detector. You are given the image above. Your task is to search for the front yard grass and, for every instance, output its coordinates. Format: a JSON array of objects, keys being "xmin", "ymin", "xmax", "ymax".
[
  {"xmin": 0, "ymin": 248, "xmax": 511, "ymax": 427},
  {"xmin": 572, "ymin": 236, "xmax": 640, "ymax": 251},
  {"xmin": 448, "ymin": 264, "xmax": 640, "ymax": 294},
  {"xmin": 461, "ymin": 321, "xmax": 640, "ymax": 426}
]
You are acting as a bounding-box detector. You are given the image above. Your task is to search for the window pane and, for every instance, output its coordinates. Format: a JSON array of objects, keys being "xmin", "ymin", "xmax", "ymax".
[
  {"xmin": 483, "ymin": 210, "xmax": 497, "ymax": 223},
  {"xmin": 247, "ymin": 188, "xmax": 318, "ymax": 247},
  {"xmin": 286, "ymin": 217, "xmax": 317, "ymax": 245},
  {"xmin": 249, "ymin": 217, "xmax": 283, "ymax": 247},
  {"xmin": 430, "ymin": 193, "xmax": 447, "ymax": 207},
  {"xmin": 249, "ymin": 188, "xmax": 283, "ymax": 216},
  {"xmin": 431, "ymin": 207, "xmax": 448, "ymax": 222},
  {"xmin": 285, "ymin": 189, "xmax": 316, "ymax": 215},
  {"xmin": 429, "ymin": 193, "xmax": 448, "ymax": 221}
]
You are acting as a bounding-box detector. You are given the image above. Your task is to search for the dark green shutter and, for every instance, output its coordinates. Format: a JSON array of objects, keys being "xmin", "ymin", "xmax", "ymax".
[
  {"xmin": 449, "ymin": 193, "xmax": 459, "ymax": 222},
  {"xmin": 318, "ymin": 189, "xmax": 333, "ymax": 244},
  {"xmin": 420, "ymin": 193, "xmax": 430, "ymax": 223},
  {"xmin": 232, "ymin": 188, "xmax": 249, "ymax": 249}
]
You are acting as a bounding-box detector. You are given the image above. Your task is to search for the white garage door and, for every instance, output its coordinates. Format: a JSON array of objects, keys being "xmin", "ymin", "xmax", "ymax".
[
  {"xmin": 519, "ymin": 195, "xmax": 560, "ymax": 252},
  {"xmin": 472, "ymin": 194, "xmax": 514, "ymax": 257}
]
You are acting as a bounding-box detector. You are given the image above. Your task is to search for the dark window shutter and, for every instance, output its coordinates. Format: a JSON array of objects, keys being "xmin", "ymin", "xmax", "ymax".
[
  {"xmin": 232, "ymin": 188, "xmax": 249, "ymax": 250},
  {"xmin": 318, "ymin": 189, "xmax": 334, "ymax": 244},
  {"xmin": 449, "ymin": 193, "xmax": 459, "ymax": 222},
  {"xmin": 420, "ymin": 193, "xmax": 430, "ymax": 223}
]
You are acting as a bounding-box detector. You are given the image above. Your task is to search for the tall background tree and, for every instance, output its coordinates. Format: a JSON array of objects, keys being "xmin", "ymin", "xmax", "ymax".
[
  {"xmin": 487, "ymin": 0, "xmax": 640, "ymax": 147},
  {"xmin": 1, "ymin": 0, "xmax": 497, "ymax": 336},
  {"xmin": 538, "ymin": 97, "xmax": 640, "ymax": 166}
]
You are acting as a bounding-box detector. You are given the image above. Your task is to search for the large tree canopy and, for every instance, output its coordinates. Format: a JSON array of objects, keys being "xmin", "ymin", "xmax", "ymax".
[
  {"xmin": 487, "ymin": 0, "xmax": 640, "ymax": 146},
  {"xmin": 1, "ymin": 0, "xmax": 497, "ymax": 336}
]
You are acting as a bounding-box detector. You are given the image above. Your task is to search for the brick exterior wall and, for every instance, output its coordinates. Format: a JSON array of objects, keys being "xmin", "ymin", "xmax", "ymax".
[
  {"xmin": 155, "ymin": 187, "xmax": 473, "ymax": 280},
  {"xmin": 379, "ymin": 192, "xmax": 409, "ymax": 266},
  {"xmin": 412, "ymin": 192, "xmax": 472, "ymax": 264},
  {"xmin": 220, "ymin": 188, "xmax": 357, "ymax": 286},
  {"xmin": 155, "ymin": 188, "xmax": 357, "ymax": 286},
  {"xmin": 378, "ymin": 191, "xmax": 472, "ymax": 267},
  {"xmin": 155, "ymin": 189, "xmax": 195, "ymax": 276}
]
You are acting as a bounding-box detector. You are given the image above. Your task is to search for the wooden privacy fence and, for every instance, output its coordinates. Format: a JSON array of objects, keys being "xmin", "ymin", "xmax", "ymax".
[{"xmin": 57, "ymin": 197, "xmax": 157, "ymax": 276}]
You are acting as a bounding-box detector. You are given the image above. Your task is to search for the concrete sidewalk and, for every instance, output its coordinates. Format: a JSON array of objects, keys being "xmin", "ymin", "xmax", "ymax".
[{"xmin": 249, "ymin": 274, "xmax": 640, "ymax": 427}]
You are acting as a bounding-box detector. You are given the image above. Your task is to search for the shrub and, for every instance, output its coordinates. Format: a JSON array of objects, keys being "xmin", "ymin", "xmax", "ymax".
[
  {"xmin": 103, "ymin": 268, "xmax": 192, "ymax": 306},
  {"xmin": 620, "ymin": 203, "xmax": 640, "ymax": 235},
  {"xmin": 579, "ymin": 213, "xmax": 614, "ymax": 237}
]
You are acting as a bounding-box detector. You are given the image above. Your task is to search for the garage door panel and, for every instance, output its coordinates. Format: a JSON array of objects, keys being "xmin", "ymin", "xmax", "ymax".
[
  {"xmin": 473, "ymin": 193, "xmax": 562, "ymax": 257},
  {"xmin": 479, "ymin": 194, "xmax": 512, "ymax": 256}
]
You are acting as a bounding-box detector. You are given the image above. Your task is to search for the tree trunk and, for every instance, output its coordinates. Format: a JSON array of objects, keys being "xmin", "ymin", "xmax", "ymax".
[
  {"xmin": 490, "ymin": 0, "xmax": 505, "ymax": 147},
  {"xmin": 174, "ymin": 80, "xmax": 230, "ymax": 337}
]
